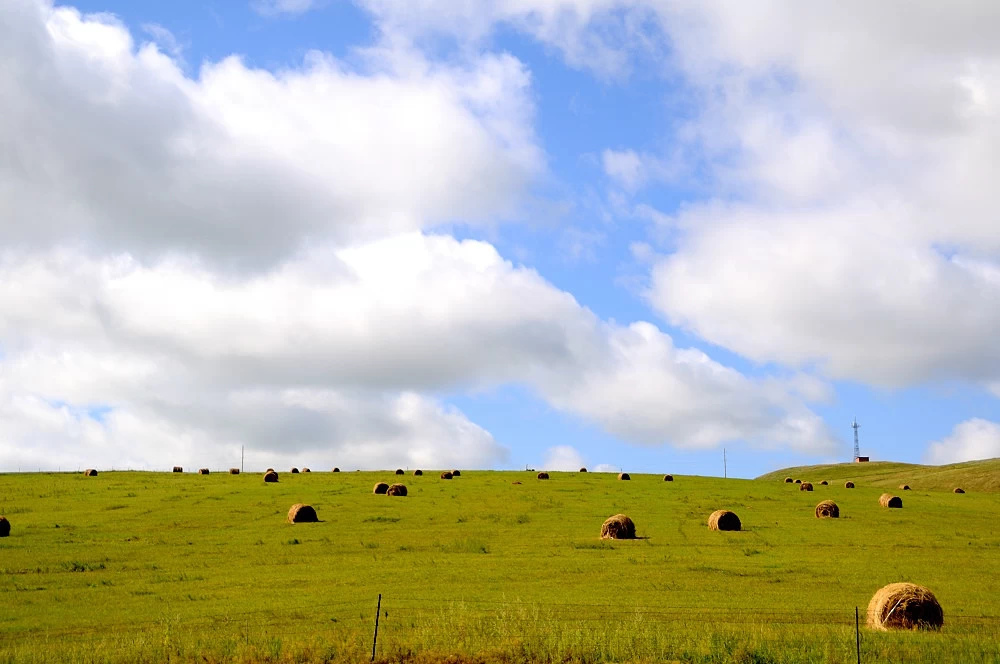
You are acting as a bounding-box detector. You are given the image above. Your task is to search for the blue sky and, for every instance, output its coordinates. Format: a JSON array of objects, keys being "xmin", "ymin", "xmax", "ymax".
[{"xmin": 2, "ymin": 0, "xmax": 999, "ymax": 476}]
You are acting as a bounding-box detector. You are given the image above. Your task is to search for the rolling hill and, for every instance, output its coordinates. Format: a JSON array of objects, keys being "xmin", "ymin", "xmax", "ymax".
[{"xmin": 758, "ymin": 457, "xmax": 1000, "ymax": 492}]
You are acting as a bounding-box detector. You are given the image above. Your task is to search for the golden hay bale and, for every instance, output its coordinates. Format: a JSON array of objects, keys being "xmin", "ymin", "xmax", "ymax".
[
  {"xmin": 229, "ymin": 468, "xmax": 240, "ymax": 475},
  {"xmin": 663, "ymin": 474, "xmax": 674, "ymax": 482},
  {"xmin": 0, "ymin": 516, "xmax": 10, "ymax": 537},
  {"xmin": 815, "ymin": 500, "xmax": 840, "ymax": 518},
  {"xmin": 537, "ymin": 472, "xmax": 549, "ymax": 479},
  {"xmin": 302, "ymin": 468, "xmax": 311, "ymax": 473},
  {"xmin": 440, "ymin": 471, "xmax": 453, "ymax": 479},
  {"xmin": 618, "ymin": 472, "xmax": 630, "ymax": 481},
  {"xmin": 198, "ymin": 468, "xmax": 210, "ymax": 475},
  {"xmin": 954, "ymin": 487, "xmax": 965, "ymax": 494},
  {"xmin": 899, "ymin": 484, "xmax": 910, "ymax": 490},
  {"xmin": 800, "ymin": 482, "xmax": 813, "ymax": 491},
  {"xmin": 332, "ymin": 467, "xmax": 340, "ymax": 473},
  {"xmin": 794, "ymin": 479, "xmax": 802, "ymax": 484},
  {"xmin": 600, "ymin": 514, "xmax": 636, "ymax": 540},
  {"xmin": 708, "ymin": 510, "xmax": 741, "ymax": 531},
  {"xmin": 579, "ymin": 467, "xmax": 587, "ymax": 472},
  {"xmin": 820, "ymin": 480, "xmax": 828, "ymax": 485},
  {"xmin": 395, "ymin": 468, "xmax": 404, "ymax": 475},
  {"xmin": 287, "ymin": 503, "xmax": 318, "ymax": 523},
  {"xmin": 784, "ymin": 477, "xmax": 793, "ymax": 483},
  {"xmin": 263, "ymin": 471, "xmax": 279, "ymax": 483},
  {"xmin": 290, "ymin": 467, "xmax": 299, "ymax": 474},
  {"xmin": 845, "ymin": 481, "xmax": 855, "ymax": 488},
  {"xmin": 387, "ymin": 483, "xmax": 407, "ymax": 496},
  {"xmin": 84, "ymin": 469, "xmax": 98, "ymax": 476},
  {"xmin": 866, "ymin": 582, "xmax": 943, "ymax": 631},
  {"xmin": 413, "ymin": 469, "xmax": 423, "ymax": 476},
  {"xmin": 451, "ymin": 470, "xmax": 462, "ymax": 477},
  {"xmin": 373, "ymin": 482, "xmax": 390, "ymax": 494},
  {"xmin": 172, "ymin": 466, "xmax": 183, "ymax": 473},
  {"xmin": 879, "ymin": 493, "xmax": 902, "ymax": 508}
]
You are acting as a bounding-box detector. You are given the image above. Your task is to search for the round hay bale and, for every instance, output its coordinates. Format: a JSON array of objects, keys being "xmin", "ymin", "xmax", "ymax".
[
  {"xmin": 413, "ymin": 469, "xmax": 423, "ymax": 476},
  {"xmin": 618, "ymin": 472, "xmax": 630, "ymax": 481},
  {"xmin": 84, "ymin": 469, "xmax": 98, "ymax": 476},
  {"xmin": 451, "ymin": 470, "xmax": 461, "ymax": 477},
  {"xmin": 229, "ymin": 468, "xmax": 240, "ymax": 475},
  {"xmin": 579, "ymin": 467, "xmax": 587, "ymax": 473},
  {"xmin": 263, "ymin": 471, "xmax": 279, "ymax": 483},
  {"xmin": 0, "ymin": 516, "xmax": 10, "ymax": 537},
  {"xmin": 879, "ymin": 493, "xmax": 902, "ymax": 508},
  {"xmin": 395, "ymin": 468, "xmax": 404, "ymax": 475},
  {"xmin": 954, "ymin": 487, "xmax": 965, "ymax": 494},
  {"xmin": 815, "ymin": 500, "xmax": 840, "ymax": 518},
  {"xmin": 332, "ymin": 467, "xmax": 340, "ymax": 472},
  {"xmin": 387, "ymin": 483, "xmax": 407, "ymax": 496},
  {"xmin": 537, "ymin": 472, "xmax": 549, "ymax": 480},
  {"xmin": 708, "ymin": 510, "xmax": 741, "ymax": 531},
  {"xmin": 302, "ymin": 468, "xmax": 311, "ymax": 473},
  {"xmin": 440, "ymin": 471, "xmax": 453, "ymax": 479},
  {"xmin": 172, "ymin": 466, "xmax": 183, "ymax": 473},
  {"xmin": 820, "ymin": 480, "xmax": 828, "ymax": 485},
  {"xmin": 845, "ymin": 481, "xmax": 855, "ymax": 488},
  {"xmin": 266, "ymin": 468, "xmax": 275, "ymax": 473},
  {"xmin": 663, "ymin": 474, "xmax": 674, "ymax": 482},
  {"xmin": 290, "ymin": 467, "xmax": 299, "ymax": 474},
  {"xmin": 899, "ymin": 484, "xmax": 910, "ymax": 490},
  {"xmin": 600, "ymin": 514, "xmax": 636, "ymax": 540},
  {"xmin": 287, "ymin": 503, "xmax": 318, "ymax": 523},
  {"xmin": 866, "ymin": 582, "xmax": 943, "ymax": 631},
  {"xmin": 800, "ymin": 482, "xmax": 813, "ymax": 491},
  {"xmin": 794, "ymin": 479, "xmax": 802, "ymax": 484},
  {"xmin": 198, "ymin": 468, "xmax": 210, "ymax": 475},
  {"xmin": 373, "ymin": 482, "xmax": 389, "ymax": 494},
  {"xmin": 784, "ymin": 477, "xmax": 793, "ymax": 483}
]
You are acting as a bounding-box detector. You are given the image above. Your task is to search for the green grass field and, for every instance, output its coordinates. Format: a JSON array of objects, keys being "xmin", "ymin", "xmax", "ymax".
[{"xmin": 2, "ymin": 463, "xmax": 999, "ymax": 663}]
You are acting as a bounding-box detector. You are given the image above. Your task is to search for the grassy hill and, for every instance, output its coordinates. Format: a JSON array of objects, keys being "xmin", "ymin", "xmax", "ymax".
[
  {"xmin": 2, "ymin": 469, "xmax": 999, "ymax": 663},
  {"xmin": 757, "ymin": 458, "xmax": 1000, "ymax": 493}
]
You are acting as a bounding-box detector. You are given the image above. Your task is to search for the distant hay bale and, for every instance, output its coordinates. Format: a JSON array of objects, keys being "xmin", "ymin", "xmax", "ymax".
[
  {"xmin": 600, "ymin": 514, "xmax": 636, "ymax": 540},
  {"xmin": 84, "ymin": 469, "xmax": 97, "ymax": 476},
  {"xmin": 954, "ymin": 487, "xmax": 965, "ymax": 494},
  {"xmin": 290, "ymin": 467, "xmax": 299, "ymax": 474},
  {"xmin": 387, "ymin": 483, "xmax": 407, "ymax": 496},
  {"xmin": 440, "ymin": 471, "xmax": 453, "ymax": 479},
  {"xmin": 302, "ymin": 468, "xmax": 311, "ymax": 473},
  {"xmin": 708, "ymin": 510, "xmax": 741, "ymax": 531},
  {"xmin": 879, "ymin": 493, "xmax": 902, "ymax": 508},
  {"xmin": 198, "ymin": 468, "xmax": 210, "ymax": 475},
  {"xmin": 373, "ymin": 482, "xmax": 390, "ymax": 494},
  {"xmin": 229, "ymin": 468, "xmax": 240, "ymax": 475},
  {"xmin": 173, "ymin": 466, "xmax": 183, "ymax": 473},
  {"xmin": 413, "ymin": 469, "xmax": 423, "ymax": 476},
  {"xmin": 332, "ymin": 467, "xmax": 340, "ymax": 473},
  {"xmin": 451, "ymin": 470, "xmax": 462, "ymax": 477},
  {"xmin": 663, "ymin": 474, "xmax": 674, "ymax": 482},
  {"xmin": 794, "ymin": 479, "xmax": 802, "ymax": 484},
  {"xmin": 845, "ymin": 481, "xmax": 855, "ymax": 488},
  {"xmin": 512, "ymin": 481, "xmax": 522, "ymax": 485},
  {"xmin": 820, "ymin": 480, "xmax": 828, "ymax": 485},
  {"xmin": 395, "ymin": 469, "xmax": 404, "ymax": 475},
  {"xmin": 866, "ymin": 582, "xmax": 943, "ymax": 631},
  {"xmin": 579, "ymin": 467, "xmax": 587, "ymax": 472},
  {"xmin": 0, "ymin": 516, "xmax": 9, "ymax": 537},
  {"xmin": 815, "ymin": 500, "xmax": 840, "ymax": 518},
  {"xmin": 266, "ymin": 468, "xmax": 275, "ymax": 472},
  {"xmin": 899, "ymin": 484, "xmax": 910, "ymax": 490},
  {"xmin": 784, "ymin": 477, "xmax": 793, "ymax": 483},
  {"xmin": 263, "ymin": 471, "xmax": 279, "ymax": 483},
  {"xmin": 287, "ymin": 503, "xmax": 318, "ymax": 523},
  {"xmin": 800, "ymin": 482, "xmax": 813, "ymax": 491},
  {"xmin": 618, "ymin": 472, "xmax": 630, "ymax": 481},
  {"xmin": 537, "ymin": 472, "xmax": 549, "ymax": 479}
]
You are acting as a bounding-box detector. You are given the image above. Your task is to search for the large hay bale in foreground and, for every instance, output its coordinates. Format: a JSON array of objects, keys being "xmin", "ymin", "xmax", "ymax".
[
  {"xmin": 229, "ymin": 468, "xmax": 240, "ymax": 475},
  {"xmin": 198, "ymin": 468, "xmax": 210, "ymax": 475},
  {"xmin": 287, "ymin": 504, "xmax": 318, "ymax": 523},
  {"xmin": 395, "ymin": 468, "xmax": 404, "ymax": 475},
  {"xmin": 879, "ymin": 493, "xmax": 902, "ymax": 508},
  {"xmin": 954, "ymin": 487, "xmax": 965, "ymax": 494},
  {"xmin": 579, "ymin": 467, "xmax": 587, "ymax": 473},
  {"xmin": 708, "ymin": 510, "xmax": 741, "ymax": 531},
  {"xmin": 373, "ymin": 482, "xmax": 390, "ymax": 494},
  {"xmin": 600, "ymin": 514, "xmax": 636, "ymax": 540},
  {"xmin": 413, "ymin": 469, "xmax": 423, "ymax": 476},
  {"xmin": 172, "ymin": 466, "xmax": 183, "ymax": 473},
  {"xmin": 618, "ymin": 472, "xmax": 630, "ymax": 481},
  {"xmin": 451, "ymin": 470, "xmax": 462, "ymax": 477},
  {"xmin": 263, "ymin": 471, "xmax": 279, "ymax": 483},
  {"xmin": 332, "ymin": 467, "xmax": 340, "ymax": 473},
  {"xmin": 800, "ymin": 482, "xmax": 813, "ymax": 491},
  {"xmin": 0, "ymin": 516, "xmax": 9, "ymax": 537},
  {"xmin": 815, "ymin": 500, "xmax": 840, "ymax": 518},
  {"xmin": 784, "ymin": 477, "xmax": 793, "ymax": 483},
  {"xmin": 440, "ymin": 471, "xmax": 453, "ymax": 479},
  {"xmin": 537, "ymin": 472, "xmax": 549, "ymax": 479},
  {"xmin": 387, "ymin": 484, "xmax": 407, "ymax": 496},
  {"xmin": 866, "ymin": 583, "xmax": 943, "ymax": 631},
  {"xmin": 663, "ymin": 474, "xmax": 674, "ymax": 482},
  {"xmin": 845, "ymin": 481, "xmax": 855, "ymax": 488},
  {"xmin": 84, "ymin": 469, "xmax": 98, "ymax": 477},
  {"xmin": 899, "ymin": 484, "xmax": 910, "ymax": 490}
]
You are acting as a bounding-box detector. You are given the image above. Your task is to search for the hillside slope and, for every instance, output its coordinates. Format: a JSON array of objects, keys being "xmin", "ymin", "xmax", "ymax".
[{"xmin": 757, "ymin": 457, "xmax": 1000, "ymax": 492}]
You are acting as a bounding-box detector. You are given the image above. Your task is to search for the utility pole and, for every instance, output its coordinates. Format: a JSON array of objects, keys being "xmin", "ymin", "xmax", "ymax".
[{"xmin": 852, "ymin": 417, "xmax": 861, "ymax": 461}]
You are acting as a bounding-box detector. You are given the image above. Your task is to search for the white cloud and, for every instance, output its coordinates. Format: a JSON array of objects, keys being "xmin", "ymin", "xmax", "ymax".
[
  {"xmin": 542, "ymin": 445, "xmax": 585, "ymax": 471},
  {"xmin": 592, "ymin": 463, "xmax": 619, "ymax": 473},
  {"xmin": 602, "ymin": 149, "xmax": 645, "ymax": 191},
  {"xmin": 252, "ymin": 0, "xmax": 323, "ymax": 17},
  {"xmin": 925, "ymin": 419, "xmax": 1000, "ymax": 465}
]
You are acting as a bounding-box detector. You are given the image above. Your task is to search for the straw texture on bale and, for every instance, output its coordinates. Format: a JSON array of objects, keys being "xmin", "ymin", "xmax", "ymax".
[
  {"xmin": 600, "ymin": 514, "xmax": 636, "ymax": 540},
  {"xmin": 440, "ymin": 472, "xmax": 453, "ymax": 479},
  {"xmin": 332, "ymin": 467, "xmax": 340, "ymax": 472},
  {"xmin": 263, "ymin": 471, "xmax": 278, "ymax": 483},
  {"xmin": 845, "ymin": 481, "xmax": 855, "ymax": 488},
  {"xmin": 373, "ymin": 482, "xmax": 390, "ymax": 495},
  {"xmin": 708, "ymin": 510, "xmax": 741, "ymax": 531},
  {"xmin": 618, "ymin": 472, "xmax": 630, "ymax": 481},
  {"xmin": 290, "ymin": 468, "xmax": 299, "ymax": 474},
  {"xmin": 537, "ymin": 472, "xmax": 549, "ymax": 479},
  {"xmin": 954, "ymin": 487, "xmax": 965, "ymax": 494},
  {"xmin": 413, "ymin": 469, "xmax": 423, "ymax": 476},
  {"xmin": 173, "ymin": 466, "xmax": 183, "ymax": 473},
  {"xmin": 198, "ymin": 468, "xmax": 210, "ymax": 475},
  {"xmin": 229, "ymin": 468, "xmax": 240, "ymax": 475},
  {"xmin": 287, "ymin": 504, "xmax": 318, "ymax": 523},
  {"xmin": 0, "ymin": 516, "xmax": 9, "ymax": 537},
  {"xmin": 899, "ymin": 484, "xmax": 910, "ymax": 490},
  {"xmin": 387, "ymin": 483, "xmax": 407, "ymax": 496},
  {"xmin": 815, "ymin": 500, "xmax": 840, "ymax": 518},
  {"xmin": 820, "ymin": 480, "xmax": 828, "ymax": 485},
  {"xmin": 663, "ymin": 474, "xmax": 674, "ymax": 482},
  {"xmin": 879, "ymin": 493, "xmax": 902, "ymax": 508},
  {"xmin": 451, "ymin": 470, "xmax": 462, "ymax": 477},
  {"xmin": 579, "ymin": 467, "xmax": 587, "ymax": 472},
  {"xmin": 800, "ymin": 482, "xmax": 813, "ymax": 491},
  {"xmin": 84, "ymin": 469, "xmax": 97, "ymax": 476},
  {"xmin": 784, "ymin": 477, "xmax": 793, "ymax": 483},
  {"xmin": 866, "ymin": 583, "xmax": 943, "ymax": 631},
  {"xmin": 794, "ymin": 479, "xmax": 802, "ymax": 484}
]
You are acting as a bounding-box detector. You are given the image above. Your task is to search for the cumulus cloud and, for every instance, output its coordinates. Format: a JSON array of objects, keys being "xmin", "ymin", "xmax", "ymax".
[
  {"xmin": 542, "ymin": 445, "xmax": 585, "ymax": 472},
  {"xmin": 252, "ymin": 0, "xmax": 323, "ymax": 16},
  {"xmin": 925, "ymin": 419, "xmax": 1000, "ymax": 465}
]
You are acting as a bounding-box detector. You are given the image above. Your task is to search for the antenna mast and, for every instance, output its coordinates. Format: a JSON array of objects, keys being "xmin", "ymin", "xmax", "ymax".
[{"xmin": 852, "ymin": 417, "xmax": 860, "ymax": 461}]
